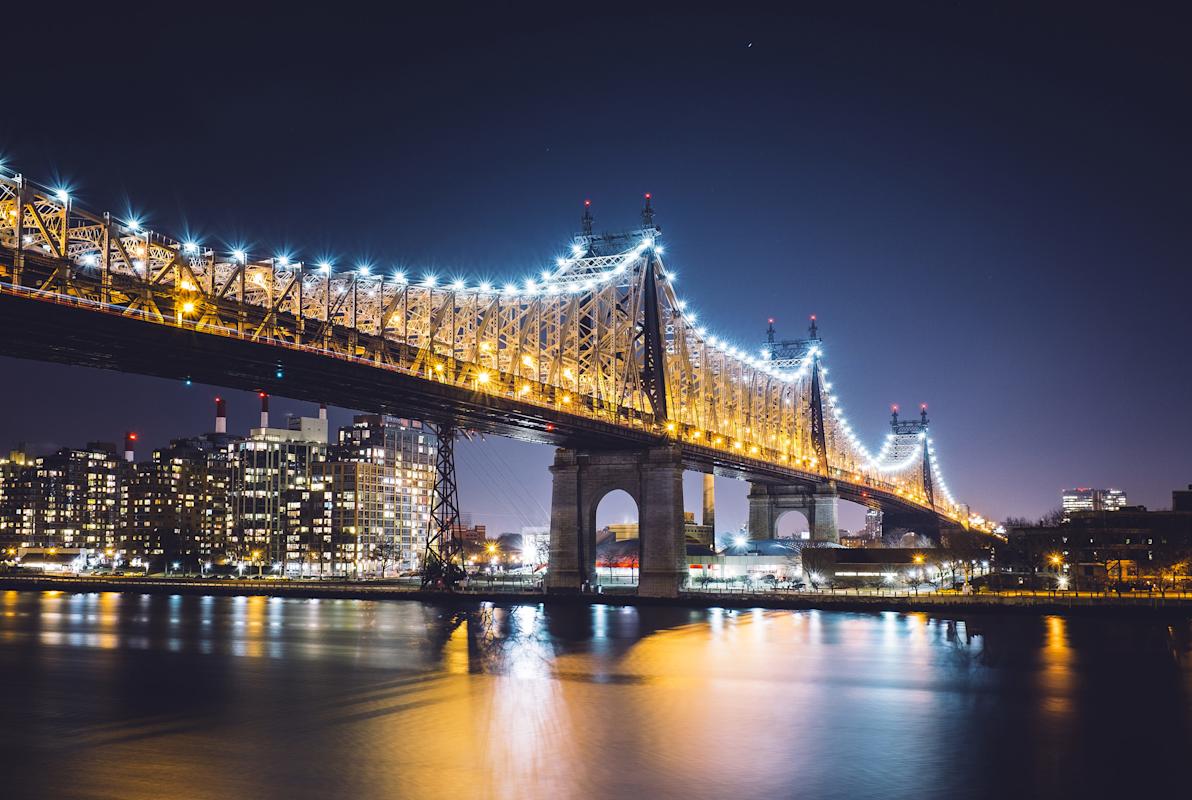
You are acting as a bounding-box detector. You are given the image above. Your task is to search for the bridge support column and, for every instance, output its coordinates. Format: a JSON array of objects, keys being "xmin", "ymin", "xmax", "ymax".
[
  {"xmin": 702, "ymin": 473, "xmax": 715, "ymax": 533},
  {"xmin": 747, "ymin": 482, "xmax": 839, "ymax": 543},
  {"xmin": 546, "ymin": 445, "xmax": 686, "ymax": 598},
  {"xmin": 747, "ymin": 484, "xmax": 779, "ymax": 539}
]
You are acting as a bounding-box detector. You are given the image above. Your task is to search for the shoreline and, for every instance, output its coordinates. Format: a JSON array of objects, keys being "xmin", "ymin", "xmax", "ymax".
[{"xmin": 3, "ymin": 574, "xmax": 1191, "ymax": 618}]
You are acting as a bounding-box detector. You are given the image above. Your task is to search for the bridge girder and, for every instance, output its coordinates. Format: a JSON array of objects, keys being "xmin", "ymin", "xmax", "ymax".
[{"xmin": 0, "ymin": 171, "xmax": 990, "ymax": 534}]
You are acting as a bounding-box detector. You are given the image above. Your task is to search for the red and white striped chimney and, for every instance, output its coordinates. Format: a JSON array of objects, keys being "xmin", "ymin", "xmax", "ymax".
[
  {"xmin": 259, "ymin": 392, "xmax": 269, "ymax": 428},
  {"xmin": 215, "ymin": 396, "xmax": 227, "ymax": 434},
  {"xmin": 124, "ymin": 431, "xmax": 137, "ymax": 462}
]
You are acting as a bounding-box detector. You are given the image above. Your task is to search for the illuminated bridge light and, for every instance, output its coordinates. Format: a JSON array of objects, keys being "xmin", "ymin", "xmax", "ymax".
[{"xmin": 0, "ymin": 166, "xmax": 985, "ymax": 526}]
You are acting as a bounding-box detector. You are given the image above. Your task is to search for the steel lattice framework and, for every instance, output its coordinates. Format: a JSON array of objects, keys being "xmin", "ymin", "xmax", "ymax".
[{"xmin": 0, "ymin": 170, "xmax": 995, "ymax": 534}]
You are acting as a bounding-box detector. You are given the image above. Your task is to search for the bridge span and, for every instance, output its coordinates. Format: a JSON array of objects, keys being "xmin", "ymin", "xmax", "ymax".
[{"xmin": 0, "ymin": 170, "xmax": 997, "ymax": 596}]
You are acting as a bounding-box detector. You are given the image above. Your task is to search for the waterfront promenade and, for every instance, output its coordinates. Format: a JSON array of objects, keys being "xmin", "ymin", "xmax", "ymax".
[{"xmin": 3, "ymin": 573, "xmax": 1190, "ymax": 616}]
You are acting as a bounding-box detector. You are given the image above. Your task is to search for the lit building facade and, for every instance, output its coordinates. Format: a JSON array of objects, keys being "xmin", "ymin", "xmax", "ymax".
[
  {"xmin": 8, "ymin": 443, "xmax": 122, "ymax": 552},
  {"xmin": 122, "ymin": 434, "xmax": 241, "ymax": 567},
  {"xmin": 0, "ymin": 449, "xmax": 30, "ymax": 552},
  {"xmin": 236, "ymin": 416, "xmax": 328, "ymax": 567},
  {"xmin": 1062, "ymin": 487, "xmax": 1128, "ymax": 519},
  {"xmin": 322, "ymin": 415, "xmax": 436, "ymax": 574}
]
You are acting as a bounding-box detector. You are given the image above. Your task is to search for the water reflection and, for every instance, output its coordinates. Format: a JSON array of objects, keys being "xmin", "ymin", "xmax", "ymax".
[{"xmin": 0, "ymin": 592, "xmax": 1188, "ymax": 799}]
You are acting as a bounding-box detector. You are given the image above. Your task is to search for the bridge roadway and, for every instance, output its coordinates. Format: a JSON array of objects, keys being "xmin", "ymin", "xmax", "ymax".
[{"xmin": 0, "ymin": 247, "xmax": 933, "ymax": 520}]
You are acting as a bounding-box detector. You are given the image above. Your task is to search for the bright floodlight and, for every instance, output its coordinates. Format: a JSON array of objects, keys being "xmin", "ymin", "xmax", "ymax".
[
  {"xmin": 232, "ymin": 249, "xmax": 247, "ymax": 263},
  {"xmin": 655, "ymin": 244, "xmax": 665, "ymax": 255},
  {"xmin": 524, "ymin": 279, "xmax": 537, "ymax": 292},
  {"xmin": 183, "ymin": 241, "xmax": 198, "ymax": 254},
  {"xmin": 450, "ymin": 278, "xmax": 465, "ymax": 291},
  {"xmin": 357, "ymin": 264, "xmax": 370, "ymax": 276},
  {"xmin": 503, "ymin": 282, "xmax": 518, "ymax": 295},
  {"xmin": 570, "ymin": 242, "xmax": 584, "ymax": 256},
  {"xmin": 127, "ymin": 218, "xmax": 142, "ymax": 233},
  {"xmin": 54, "ymin": 188, "xmax": 69, "ymax": 203},
  {"xmin": 317, "ymin": 261, "xmax": 332, "ymax": 273},
  {"xmin": 733, "ymin": 535, "xmax": 748, "ymax": 548},
  {"xmin": 276, "ymin": 255, "xmax": 290, "ymax": 267},
  {"xmin": 392, "ymin": 270, "xmax": 406, "ymax": 283},
  {"xmin": 422, "ymin": 273, "xmax": 438, "ymax": 287},
  {"xmin": 478, "ymin": 281, "xmax": 492, "ymax": 293},
  {"xmin": 555, "ymin": 257, "xmax": 567, "ymax": 268},
  {"xmin": 540, "ymin": 269, "xmax": 552, "ymax": 282}
]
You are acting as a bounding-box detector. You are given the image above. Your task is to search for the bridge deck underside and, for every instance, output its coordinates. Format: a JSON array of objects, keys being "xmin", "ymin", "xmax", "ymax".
[{"xmin": 0, "ymin": 288, "xmax": 940, "ymax": 519}]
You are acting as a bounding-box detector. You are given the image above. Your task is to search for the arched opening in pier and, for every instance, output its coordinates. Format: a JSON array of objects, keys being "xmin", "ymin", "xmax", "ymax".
[
  {"xmin": 594, "ymin": 489, "xmax": 639, "ymax": 589},
  {"xmin": 775, "ymin": 509, "xmax": 811, "ymax": 541}
]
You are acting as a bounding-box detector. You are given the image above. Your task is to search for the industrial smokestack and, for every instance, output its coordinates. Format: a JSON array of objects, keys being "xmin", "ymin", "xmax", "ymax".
[
  {"xmin": 124, "ymin": 431, "xmax": 137, "ymax": 463},
  {"xmin": 259, "ymin": 392, "xmax": 269, "ymax": 429},
  {"xmin": 215, "ymin": 396, "xmax": 227, "ymax": 434},
  {"xmin": 319, "ymin": 403, "xmax": 327, "ymax": 421}
]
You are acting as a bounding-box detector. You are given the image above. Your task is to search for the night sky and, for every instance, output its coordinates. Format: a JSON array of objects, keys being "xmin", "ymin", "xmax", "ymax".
[{"xmin": 2, "ymin": 5, "xmax": 1190, "ymax": 534}]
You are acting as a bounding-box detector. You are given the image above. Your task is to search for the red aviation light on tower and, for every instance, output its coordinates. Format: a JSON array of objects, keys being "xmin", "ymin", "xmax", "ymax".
[
  {"xmin": 584, "ymin": 199, "xmax": 591, "ymax": 207},
  {"xmin": 891, "ymin": 404, "xmax": 899, "ymax": 414}
]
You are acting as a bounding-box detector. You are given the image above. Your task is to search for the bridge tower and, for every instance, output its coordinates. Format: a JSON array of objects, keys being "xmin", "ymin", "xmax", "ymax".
[
  {"xmin": 889, "ymin": 403, "xmax": 935, "ymax": 509},
  {"xmin": 748, "ymin": 317, "xmax": 838, "ymax": 542},
  {"xmin": 422, "ymin": 422, "xmax": 466, "ymax": 589}
]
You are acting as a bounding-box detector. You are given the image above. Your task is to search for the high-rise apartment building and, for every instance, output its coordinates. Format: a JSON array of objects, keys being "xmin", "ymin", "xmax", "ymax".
[
  {"xmin": 322, "ymin": 415, "xmax": 436, "ymax": 574},
  {"xmin": 8, "ymin": 443, "xmax": 123, "ymax": 551},
  {"xmin": 236, "ymin": 410, "xmax": 328, "ymax": 567},
  {"xmin": 0, "ymin": 449, "xmax": 30, "ymax": 552},
  {"xmin": 122, "ymin": 432, "xmax": 241, "ymax": 566}
]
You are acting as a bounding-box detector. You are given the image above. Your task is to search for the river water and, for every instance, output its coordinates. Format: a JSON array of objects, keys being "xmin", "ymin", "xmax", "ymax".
[{"xmin": 0, "ymin": 590, "xmax": 1189, "ymax": 799}]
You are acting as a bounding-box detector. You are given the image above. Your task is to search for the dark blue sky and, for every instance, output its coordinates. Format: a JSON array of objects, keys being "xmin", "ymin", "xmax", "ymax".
[{"xmin": 2, "ymin": 4, "xmax": 1190, "ymax": 531}]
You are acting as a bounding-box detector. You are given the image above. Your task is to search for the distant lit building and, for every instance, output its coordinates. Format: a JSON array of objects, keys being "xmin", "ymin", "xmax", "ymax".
[
  {"xmin": 1006, "ymin": 485, "xmax": 1192, "ymax": 589},
  {"xmin": 600, "ymin": 513, "xmax": 712, "ymax": 547},
  {"xmin": 9, "ymin": 443, "xmax": 122, "ymax": 552},
  {"xmin": 283, "ymin": 476, "xmax": 335, "ymax": 576},
  {"xmin": 236, "ymin": 414, "xmax": 328, "ymax": 567},
  {"xmin": 863, "ymin": 508, "xmax": 883, "ymax": 539},
  {"xmin": 320, "ymin": 415, "xmax": 436, "ymax": 575},
  {"xmin": 1062, "ymin": 487, "xmax": 1128, "ymax": 519},
  {"xmin": 122, "ymin": 434, "xmax": 240, "ymax": 567},
  {"xmin": 452, "ymin": 521, "xmax": 487, "ymax": 545},
  {"xmin": 123, "ymin": 440, "xmax": 208, "ymax": 565},
  {"xmin": 0, "ymin": 449, "xmax": 30, "ymax": 552},
  {"xmin": 519, "ymin": 526, "xmax": 549, "ymax": 566}
]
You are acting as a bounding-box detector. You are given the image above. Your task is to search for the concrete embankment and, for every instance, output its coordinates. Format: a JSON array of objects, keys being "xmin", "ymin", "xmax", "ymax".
[{"xmin": 1, "ymin": 574, "xmax": 1190, "ymax": 617}]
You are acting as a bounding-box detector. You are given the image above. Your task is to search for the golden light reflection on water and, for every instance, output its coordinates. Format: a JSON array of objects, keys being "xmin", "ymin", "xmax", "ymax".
[
  {"xmin": 0, "ymin": 594, "xmax": 1188, "ymax": 800},
  {"xmin": 1039, "ymin": 614, "xmax": 1073, "ymax": 715}
]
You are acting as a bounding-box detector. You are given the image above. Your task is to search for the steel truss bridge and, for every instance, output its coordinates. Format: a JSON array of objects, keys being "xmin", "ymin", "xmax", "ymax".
[{"xmin": 0, "ymin": 170, "xmax": 997, "ymax": 548}]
